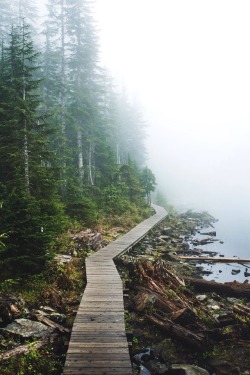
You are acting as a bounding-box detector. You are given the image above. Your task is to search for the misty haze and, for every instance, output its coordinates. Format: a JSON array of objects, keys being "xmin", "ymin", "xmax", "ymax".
[
  {"xmin": 94, "ymin": 0, "xmax": 250, "ymax": 279},
  {"xmin": 1, "ymin": 0, "xmax": 250, "ymax": 374}
]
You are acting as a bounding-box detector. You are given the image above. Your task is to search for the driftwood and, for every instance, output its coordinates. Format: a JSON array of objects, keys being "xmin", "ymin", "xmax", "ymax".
[
  {"xmin": 145, "ymin": 313, "xmax": 207, "ymax": 351},
  {"xmin": 30, "ymin": 312, "xmax": 70, "ymax": 333},
  {"xmin": 179, "ymin": 256, "xmax": 250, "ymax": 263},
  {"xmin": 0, "ymin": 336, "xmax": 50, "ymax": 362},
  {"xmin": 184, "ymin": 277, "xmax": 250, "ymax": 299},
  {"xmin": 233, "ymin": 303, "xmax": 250, "ymax": 318}
]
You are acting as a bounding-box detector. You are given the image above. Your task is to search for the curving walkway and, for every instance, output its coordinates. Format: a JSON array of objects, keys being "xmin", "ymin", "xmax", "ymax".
[{"xmin": 63, "ymin": 204, "xmax": 167, "ymax": 375}]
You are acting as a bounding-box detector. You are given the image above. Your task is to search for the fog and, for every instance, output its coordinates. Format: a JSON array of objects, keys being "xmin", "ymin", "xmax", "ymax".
[{"xmin": 94, "ymin": 0, "xmax": 250, "ymax": 224}]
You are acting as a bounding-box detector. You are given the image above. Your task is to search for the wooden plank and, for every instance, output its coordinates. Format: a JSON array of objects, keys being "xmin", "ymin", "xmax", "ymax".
[{"xmin": 63, "ymin": 204, "xmax": 167, "ymax": 375}]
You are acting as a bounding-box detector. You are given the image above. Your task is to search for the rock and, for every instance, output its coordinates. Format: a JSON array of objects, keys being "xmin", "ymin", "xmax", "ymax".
[
  {"xmin": 49, "ymin": 312, "xmax": 67, "ymax": 324},
  {"xmin": 208, "ymin": 304, "xmax": 220, "ymax": 310},
  {"xmin": 55, "ymin": 254, "xmax": 72, "ymax": 264},
  {"xmin": 231, "ymin": 269, "xmax": 241, "ymax": 275},
  {"xmin": 146, "ymin": 360, "xmax": 170, "ymax": 374},
  {"xmin": 196, "ymin": 294, "xmax": 207, "ymax": 302},
  {"xmin": 153, "ymin": 339, "xmax": 175, "ymax": 363},
  {"xmin": 244, "ymin": 269, "xmax": 250, "ymax": 277},
  {"xmin": 171, "ymin": 364, "xmax": 209, "ymax": 374},
  {"xmin": 139, "ymin": 365, "xmax": 151, "ymax": 375},
  {"xmin": 162, "ymin": 227, "xmax": 172, "ymax": 235},
  {"xmin": 133, "ymin": 348, "xmax": 154, "ymax": 364},
  {"xmin": 1, "ymin": 318, "xmax": 54, "ymax": 339}
]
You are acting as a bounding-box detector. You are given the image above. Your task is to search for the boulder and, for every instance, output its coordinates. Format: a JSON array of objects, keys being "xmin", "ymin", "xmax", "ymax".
[{"xmin": 1, "ymin": 318, "xmax": 54, "ymax": 339}]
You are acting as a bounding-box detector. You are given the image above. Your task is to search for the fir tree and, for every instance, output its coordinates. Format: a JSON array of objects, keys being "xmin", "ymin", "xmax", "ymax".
[{"xmin": 0, "ymin": 24, "xmax": 65, "ymax": 277}]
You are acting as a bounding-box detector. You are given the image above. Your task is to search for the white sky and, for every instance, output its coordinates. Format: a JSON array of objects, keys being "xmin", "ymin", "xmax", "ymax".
[{"xmin": 94, "ymin": 0, "xmax": 250, "ymax": 217}]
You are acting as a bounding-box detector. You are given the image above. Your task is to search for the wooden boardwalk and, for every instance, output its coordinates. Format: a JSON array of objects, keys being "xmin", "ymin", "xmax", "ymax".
[{"xmin": 63, "ymin": 204, "xmax": 167, "ymax": 375}]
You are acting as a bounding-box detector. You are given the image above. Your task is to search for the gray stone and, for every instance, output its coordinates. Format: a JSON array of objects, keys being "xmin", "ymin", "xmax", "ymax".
[
  {"xmin": 1, "ymin": 318, "xmax": 54, "ymax": 339},
  {"xmin": 139, "ymin": 365, "xmax": 151, "ymax": 375},
  {"xmin": 196, "ymin": 294, "xmax": 207, "ymax": 302},
  {"xmin": 171, "ymin": 364, "xmax": 209, "ymax": 374}
]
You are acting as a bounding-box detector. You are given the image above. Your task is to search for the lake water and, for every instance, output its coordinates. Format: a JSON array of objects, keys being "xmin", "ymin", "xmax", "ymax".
[{"xmin": 192, "ymin": 210, "xmax": 250, "ymax": 283}]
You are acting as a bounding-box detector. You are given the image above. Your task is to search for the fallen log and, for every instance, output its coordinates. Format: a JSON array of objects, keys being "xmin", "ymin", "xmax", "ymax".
[
  {"xmin": 30, "ymin": 312, "xmax": 70, "ymax": 333},
  {"xmin": 200, "ymin": 231, "xmax": 216, "ymax": 236},
  {"xmin": 0, "ymin": 331, "xmax": 59, "ymax": 362},
  {"xmin": 179, "ymin": 256, "xmax": 250, "ymax": 263},
  {"xmin": 183, "ymin": 277, "xmax": 250, "ymax": 299},
  {"xmin": 233, "ymin": 303, "xmax": 250, "ymax": 318},
  {"xmin": 145, "ymin": 313, "xmax": 207, "ymax": 351}
]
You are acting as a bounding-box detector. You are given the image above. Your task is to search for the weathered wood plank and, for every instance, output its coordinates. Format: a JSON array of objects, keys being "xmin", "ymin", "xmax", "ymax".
[{"xmin": 63, "ymin": 204, "xmax": 167, "ymax": 375}]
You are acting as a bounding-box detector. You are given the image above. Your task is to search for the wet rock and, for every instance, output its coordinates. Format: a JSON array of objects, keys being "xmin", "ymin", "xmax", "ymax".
[
  {"xmin": 139, "ymin": 365, "xmax": 151, "ymax": 375},
  {"xmin": 244, "ymin": 269, "xmax": 250, "ymax": 277},
  {"xmin": 171, "ymin": 364, "xmax": 209, "ymax": 374},
  {"xmin": 231, "ymin": 269, "xmax": 241, "ymax": 275},
  {"xmin": 133, "ymin": 348, "xmax": 154, "ymax": 364},
  {"xmin": 1, "ymin": 318, "xmax": 54, "ymax": 339}
]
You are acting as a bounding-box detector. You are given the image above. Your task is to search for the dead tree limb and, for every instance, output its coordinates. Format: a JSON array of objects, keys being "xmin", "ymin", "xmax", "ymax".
[
  {"xmin": 184, "ymin": 277, "xmax": 250, "ymax": 299},
  {"xmin": 145, "ymin": 313, "xmax": 207, "ymax": 351}
]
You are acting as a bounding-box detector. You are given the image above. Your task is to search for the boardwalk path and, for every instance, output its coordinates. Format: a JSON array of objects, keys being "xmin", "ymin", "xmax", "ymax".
[{"xmin": 63, "ymin": 204, "xmax": 167, "ymax": 375}]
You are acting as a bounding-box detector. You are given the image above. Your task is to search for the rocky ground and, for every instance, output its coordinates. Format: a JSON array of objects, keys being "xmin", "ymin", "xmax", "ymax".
[
  {"xmin": 116, "ymin": 211, "xmax": 250, "ymax": 375},
  {"xmin": 1, "ymin": 211, "xmax": 250, "ymax": 374}
]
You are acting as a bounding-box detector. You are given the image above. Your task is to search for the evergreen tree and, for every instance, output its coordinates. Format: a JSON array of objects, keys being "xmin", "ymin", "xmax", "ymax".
[
  {"xmin": 140, "ymin": 167, "xmax": 156, "ymax": 204},
  {"xmin": 42, "ymin": 0, "xmax": 69, "ymax": 197},
  {"xmin": 0, "ymin": 0, "xmax": 13, "ymax": 39},
  {"xmin": 0, "ymin": 24, "xmax": 65, "ymax": 277}
]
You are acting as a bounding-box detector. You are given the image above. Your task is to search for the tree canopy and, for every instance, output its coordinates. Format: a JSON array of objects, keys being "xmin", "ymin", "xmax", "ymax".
[{"xmin": 0, "ymin": 2, "xmax": 157, "ymax": 278}]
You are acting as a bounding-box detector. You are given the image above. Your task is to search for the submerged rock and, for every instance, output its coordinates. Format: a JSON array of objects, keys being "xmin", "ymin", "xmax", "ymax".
[{"xmin": 231, "ymin": 269, "xmax": 241, "ymax": 275}]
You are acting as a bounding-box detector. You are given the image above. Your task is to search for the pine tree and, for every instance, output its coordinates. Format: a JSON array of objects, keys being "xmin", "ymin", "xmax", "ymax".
[
  {"xmin": 0, "ymin": 24, "xmax": 65, "ymax": 276},
  {"xmin": 140, "ymin": 167, "xmax": 157, "ymax": 204}
]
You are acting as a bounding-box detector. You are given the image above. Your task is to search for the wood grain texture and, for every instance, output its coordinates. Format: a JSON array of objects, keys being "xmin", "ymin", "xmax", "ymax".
[{"xmin": 63, "ymin": 204, "xmax": 167, "ymax": 375}]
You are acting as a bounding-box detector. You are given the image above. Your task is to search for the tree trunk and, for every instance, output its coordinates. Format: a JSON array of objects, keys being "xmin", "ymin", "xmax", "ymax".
[
  {"xmin": 77, "ymin": 128, "xmax": 84, "ymax": 186},
  {"xmin": 184, "ymin": 276, "xmax": 250, "ymax": 299},
  {"xmin": 145, "ymin": 313, "xmax": 207, "ymax": 351}
]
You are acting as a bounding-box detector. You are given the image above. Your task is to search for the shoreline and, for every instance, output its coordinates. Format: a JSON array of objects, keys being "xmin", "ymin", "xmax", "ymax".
[{"xmin": 116, "ymin": 210, "xmax": 250, "ymax": 375}]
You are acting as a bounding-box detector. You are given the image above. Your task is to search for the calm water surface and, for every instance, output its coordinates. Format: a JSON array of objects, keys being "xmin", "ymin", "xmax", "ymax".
[{"xmin": 192, "ymin": 211, "xmax": 250, "ymax": 282}]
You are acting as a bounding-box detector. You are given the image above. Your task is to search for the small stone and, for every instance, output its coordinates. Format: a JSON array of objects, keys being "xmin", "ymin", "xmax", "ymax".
[
  {"xmin": 208, "ymin": 305, "xmax": 220, "ymax": 310},
  {"xmin": 231, "ymin": 269, "xmax": 241, "ymax": 275}
]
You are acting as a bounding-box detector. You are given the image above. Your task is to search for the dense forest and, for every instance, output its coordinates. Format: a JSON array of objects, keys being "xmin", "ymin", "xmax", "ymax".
[{"xmin": 0, "ymin": 0, "xmax": 156, "ymax": 278}]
